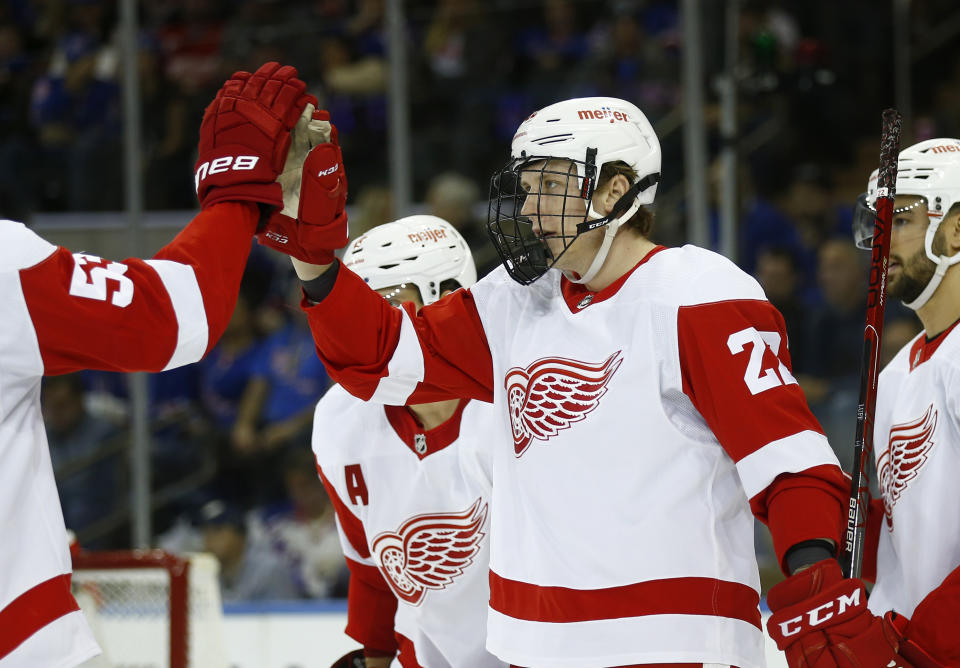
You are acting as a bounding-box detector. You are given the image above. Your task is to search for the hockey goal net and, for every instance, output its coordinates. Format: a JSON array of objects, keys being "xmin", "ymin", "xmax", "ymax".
[{"xmin": 71, "ymin": 550, "xmax": 227, "ymax": 668}]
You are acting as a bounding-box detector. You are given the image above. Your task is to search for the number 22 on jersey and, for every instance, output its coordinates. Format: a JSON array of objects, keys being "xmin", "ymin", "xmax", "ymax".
[{"xmin": 727, "ymin": 327, "xmax": 798, "ymax": 395}]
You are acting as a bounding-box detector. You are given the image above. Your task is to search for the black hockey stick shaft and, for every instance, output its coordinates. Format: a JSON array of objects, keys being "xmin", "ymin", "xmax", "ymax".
[{"xmin": 841, "ymin": 109, "xmax": 902, "ymax": 579}]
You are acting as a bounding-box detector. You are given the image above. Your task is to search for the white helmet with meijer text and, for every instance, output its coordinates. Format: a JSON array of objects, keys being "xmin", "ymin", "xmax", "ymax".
[
  {"xmin": 344, "ymin": 215, "xmax": 477, "ymax": 305},
  {"xmin": 487, "ymin": 97, "xmax": 661, "ymax": 285},
  {"xmin": 855, "ymin": 138, "xmax": 960, "ymax": 309}
]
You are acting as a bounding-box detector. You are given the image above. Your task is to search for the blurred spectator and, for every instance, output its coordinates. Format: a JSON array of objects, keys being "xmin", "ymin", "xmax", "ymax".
[
  {"xmin": 199, "ymin": 288, "xmax": 262, "ymax": 433},
  {"xmin": 43, "ymin": 373, "xmax": 124, "ymax": 546},
  {"xmin": 754, "ymin": 245, "xmax": 810, "ymax": 374},
  {"xmin": 347, "ymin": 183, "xmax": 393, "ymax": 239},
  {"xmin": 249, "ymin": 449, "xmax": 347, "ymax": 598},
  {"xmin": 799, "ymin": 238, "xmax": 868, "ymax": 469},
  {"xmin": 141, "ymin": 43, "xmax": 194, "ymax": 210},
  {"xmin": 29, "ymin": 0, "xmax": 121, "ymax": 210},
  {"xmin": 200, "ymin": 499, "xmax": 299, "ymax": 602},
  {"xmin": 515, "ymin": 0, "xmax": 590, "ymax": 106},
  {"xmin": 232, "ymin": 300, "xmax": 330, "ymax": 457},
  {"xmin": 0, "ymin": 22, "xmax": 37, "ymax": 219},
  {"xmin": 880, "ymin": 315, "xmax": 923, "ymax": 369},
  {"xmin": 156, "ymin": 0, "xmax": 224, "ymax": 97},
  {"xmin": 426, "ymin": 171, "xmax": 498, "ymax": 277},
  {"xmin": 227, "ymin": 277, "xmax": 330, "ymax": 503}
]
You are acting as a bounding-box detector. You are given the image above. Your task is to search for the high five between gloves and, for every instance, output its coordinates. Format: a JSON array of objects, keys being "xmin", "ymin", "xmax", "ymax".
[
  {"xmin": 195, "ymin": 62, "xmax": 317, "ymax": 210},
  {"xmin": 257, "ymin": 109, "xmax": 349, "ymax": 265}
]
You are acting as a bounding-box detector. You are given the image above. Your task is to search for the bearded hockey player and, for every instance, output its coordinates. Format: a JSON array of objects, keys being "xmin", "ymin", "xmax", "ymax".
[
  {"xmin": 0, "ymin": 62, "xmax": 324, "ymax": 667},
  {"xmin": 768, "ymin": 140, "xmax": 960, "ymax": 667},
  {"xmin": 312, "ymin": 216, "xmax": 504, "ymax": 668},
  {"xmin": 263, "ymin": 97, "xmax": 852, "ymax": 667}
]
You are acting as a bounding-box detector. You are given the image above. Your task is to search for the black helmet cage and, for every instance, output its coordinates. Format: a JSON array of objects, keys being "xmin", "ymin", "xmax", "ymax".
[{"xmin": 487, "ymin": 149, "xmax": 655, "ymax": 285}]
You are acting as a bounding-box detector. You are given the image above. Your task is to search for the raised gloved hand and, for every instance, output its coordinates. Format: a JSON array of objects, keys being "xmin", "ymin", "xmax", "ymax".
[
  {"xmin": 194, "ymin": 62, "xmax": 317, "ymax": 210},
  {"xmin": 257, "ymin": 109, "xmax": 348, "ymax": 265},
  {"xmin": 766, "ymin": 558, "xmax": 912, "ymax": 667}
]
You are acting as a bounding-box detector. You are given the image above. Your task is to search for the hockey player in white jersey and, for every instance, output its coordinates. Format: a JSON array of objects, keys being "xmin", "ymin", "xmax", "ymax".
[
  {"xmin": 764, "ymin": 140, "xmax": 960, "ymax": 668},
  {"xmin": 312, "ymin": 216, "xmax": 505, "ymax": 668},
  {"xmin": 263, "ymin": 97, "xmax": 853, "ymax": 667},
  {"xmin": 0, "ymin": 63, "xmax": 322, "ymax": 667}
]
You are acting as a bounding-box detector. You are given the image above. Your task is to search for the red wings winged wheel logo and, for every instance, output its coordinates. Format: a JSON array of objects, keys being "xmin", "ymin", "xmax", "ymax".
[
  {"xmin": 505, "ymin": 351, "xmax": 623, "ymax": 457},
  {"xmin": 371, "ymin": 499, "xmax": 488, "ymax": 606},
  {"xmin": 878, "ymin": 404, "xmax": 937, "ymax": 529}
]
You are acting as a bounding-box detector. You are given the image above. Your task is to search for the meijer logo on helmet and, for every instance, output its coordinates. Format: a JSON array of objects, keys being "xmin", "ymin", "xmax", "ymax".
[
  {"xmin": 929, "ymin": 144, "xmax": 960, "ymax": 153},
  {"xmin": 577, "ymin": 106, "xmax": 629, "ymax": 123},
  {"xmin": 408, "ymin": 228, "xmax": 448, "ymax": 244}
]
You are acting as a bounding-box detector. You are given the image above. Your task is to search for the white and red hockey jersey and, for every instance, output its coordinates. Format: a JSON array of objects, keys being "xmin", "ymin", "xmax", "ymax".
[
  {"xmin": 867, "ymin": 321, "xmax": 960, "ymax": 659},
  {"xmin": 0, "ymin": 203, "xmax": 257, "ymax": 668},
  {"xmin": 313, "ymin": 383, "xmax": 505, "ymax": 668},
  {"xmin": 304, "ymin": 245, "xmax": 848, "ymax": 668}
]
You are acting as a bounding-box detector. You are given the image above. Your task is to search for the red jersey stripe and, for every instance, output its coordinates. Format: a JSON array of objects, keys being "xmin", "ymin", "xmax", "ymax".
[
  {"xmin": 488, "ymin": 571, "xmax": 761, "ymax": 629},
  {"xmin": 0, "ymin": 573, "xmax": 79, "ymax": 659}
]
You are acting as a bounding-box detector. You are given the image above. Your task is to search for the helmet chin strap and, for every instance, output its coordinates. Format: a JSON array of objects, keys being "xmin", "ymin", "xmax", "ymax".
[
  {"xmin": 563, "ymin": 198, "xmax": 642, "ymax": 285},
  {"xmin": 904, "ymin": 258, "xmax": 951, "ymax": 310},
  {"xmin": 903, "ymin": 220, "xmax": 960, "ymax": 310}
]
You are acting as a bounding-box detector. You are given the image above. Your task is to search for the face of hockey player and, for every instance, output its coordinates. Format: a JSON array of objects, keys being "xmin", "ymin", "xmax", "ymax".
[
  {"xmin": 377, "ymin": 285, "xmax": 424, "ymax": 310},
  {"xmin": 887, "ymin": 194, "xmax": 939, "ymax": 303},
  {"xmin": 518, "ymin": 158, "xmax": 624, "ymax": 277}
]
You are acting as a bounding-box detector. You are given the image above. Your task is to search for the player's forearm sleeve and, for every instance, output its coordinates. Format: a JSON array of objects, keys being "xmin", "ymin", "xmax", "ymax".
[
  {"xmin": 754, "ymin": 465, "xmax": 847, "ymax": 572},
  {"xmin": 906, "ymin": 564, "xmax": 960, "ymax": 663},
  {"xmin": 20, "ymin": 202, "xmax": 258, "ymax": 374},
  {"xmin": 301, "ymin": 265, "xmax": 494, "ymax": 404},
  {"xmin": 345, "ymin": 558, "xmax": 399, "ymax": 654},
  {"xmin": 316, "ymin": 463, "xmax": 398, "ymax": 653}
]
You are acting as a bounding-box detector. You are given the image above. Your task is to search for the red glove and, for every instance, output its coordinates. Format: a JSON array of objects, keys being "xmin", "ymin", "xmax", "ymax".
[
  {"xmin": 195, "ymin": 62, "xmax": 317, "ymax": 210},
  {"xmin": 257, "ymin": 120, "xmax": 349, "ymax": 264},
  {"xmin": 767, "ymin": 558, "xmax": 912, "ymax": 667}
]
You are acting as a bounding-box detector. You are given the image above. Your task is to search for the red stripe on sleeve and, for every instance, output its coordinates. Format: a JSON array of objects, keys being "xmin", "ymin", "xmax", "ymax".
[
  {"xmin": 488, "ymin": 571, "xmax": 761, "ymax": 629},
  {"xmin": 302, "ymin": 267, "xmax": 494, "ymax": 403},
  {"xmin": 0, "ymin": 574, "xmax": 79, "ymax": 659},
  {"xmin": 677, "ymin": 299, "xmax": 823, "ymax": 462},
  {"xmin": 151, "ymin": 202, "xmax": 258, "ymax": 356}
]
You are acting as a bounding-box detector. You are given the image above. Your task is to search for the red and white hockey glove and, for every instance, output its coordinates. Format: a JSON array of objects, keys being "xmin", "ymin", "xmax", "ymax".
[
  {"xmin": 195, "ymin": 62, "xmax": 317, "ymax": 210},
  {"xmin": 257, "ymin": 110, "xmax": 348, "ymax": 264},
  {"xmin": 767, "ymin": 558, "xmax": 912, "ymax": 667}
]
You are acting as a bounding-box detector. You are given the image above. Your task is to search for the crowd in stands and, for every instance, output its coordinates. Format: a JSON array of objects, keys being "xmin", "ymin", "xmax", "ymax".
[{"xmin": 13, "ymin": 0, "xmax": 960, "ymax": 598}]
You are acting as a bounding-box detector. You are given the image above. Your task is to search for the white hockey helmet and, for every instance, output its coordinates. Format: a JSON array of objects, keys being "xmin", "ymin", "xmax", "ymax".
[
  {"xmin": 344, "ymin": 215, "xmax": 477, "ymax": 305},
  {"xmin": 488, "ymin": 97, "xmax": 661, "ymax": 285},
  {"xmin": 855, "ymin": 138, "xmax": 960, "ymax": 309}
]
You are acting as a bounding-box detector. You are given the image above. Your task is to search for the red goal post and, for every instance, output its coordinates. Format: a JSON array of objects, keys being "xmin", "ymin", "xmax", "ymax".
[{"xmin": 72, "ymin": 549, "xmax": 226, "ymax": 668}]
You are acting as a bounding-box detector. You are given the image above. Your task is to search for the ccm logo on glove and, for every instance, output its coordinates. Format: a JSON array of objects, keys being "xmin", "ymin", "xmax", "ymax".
[
  {"xmin": 317, "ymin": 163, "xmax": 339, "ymax": 177},
  {"xmin": 194, "ymin": 155, "xmax": 260, "ymax": 191},
  {"xmin": 777, "ymin": 586, "xmax": 863, "ymax": 637}
]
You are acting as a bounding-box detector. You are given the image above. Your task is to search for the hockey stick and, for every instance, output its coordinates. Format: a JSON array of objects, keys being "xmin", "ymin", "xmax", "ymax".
[{"xmin": 841, "ymin": 109, "xmax": 902, "ymax": 579}]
